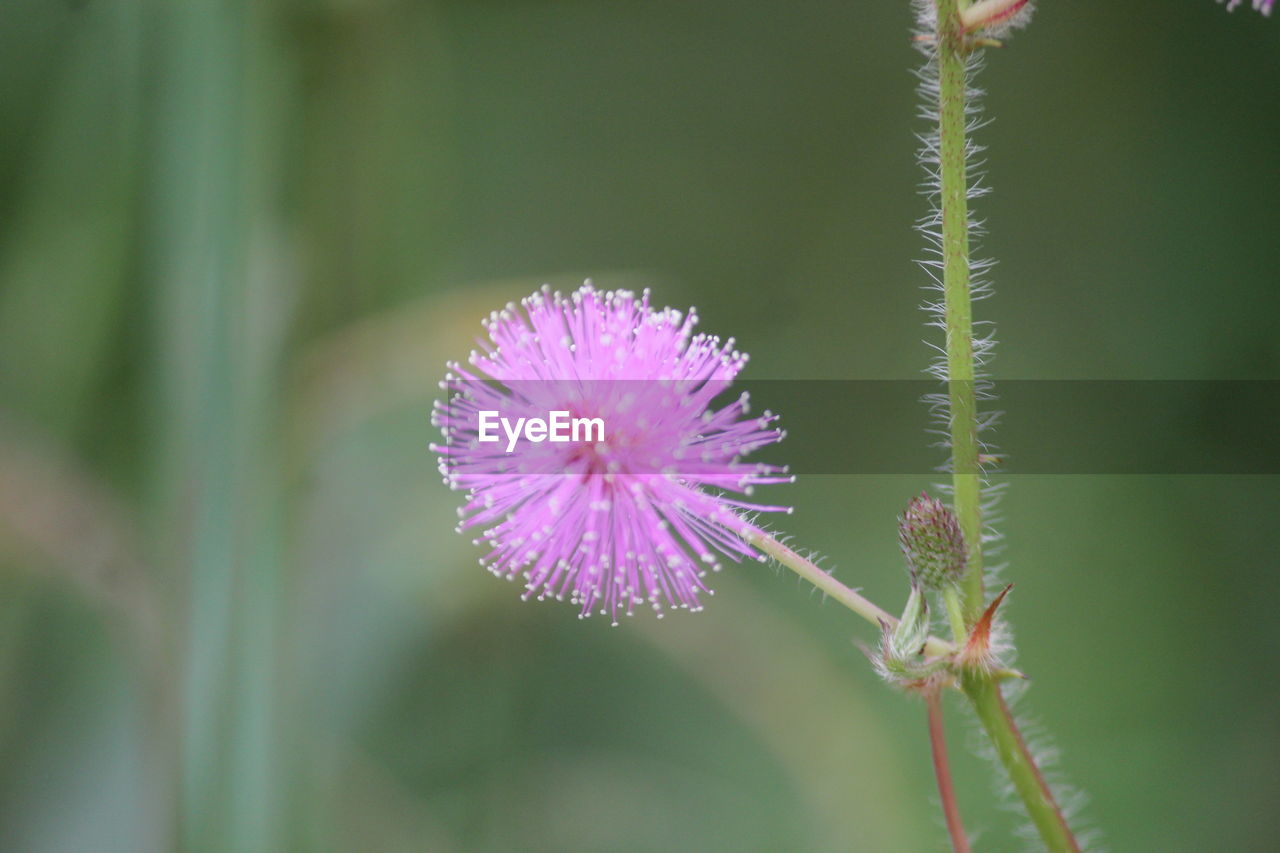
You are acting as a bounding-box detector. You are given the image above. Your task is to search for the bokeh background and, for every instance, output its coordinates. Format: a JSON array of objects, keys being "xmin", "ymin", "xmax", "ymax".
[{"xmin": 1, "ymin": 1, "xmax": 1277, "ymax": 851}]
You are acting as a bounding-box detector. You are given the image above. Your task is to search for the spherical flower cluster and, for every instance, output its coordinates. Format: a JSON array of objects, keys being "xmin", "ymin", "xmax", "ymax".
[
  {"xmin": 432, "ymin": 283, "xmax": 791, "ymax": 624},
  {"xmin": 959, "ymin": 0, "xmax": 1035, "ymax": 38},
  {"xmin": 1220, "ymin": 0, "xmax": 1274, "ymax": 15},
  {"xmin": 898, "ymin": 493, "xmax": 967, "ymax": 592},
  {"xmin": 913, "ymin": 0, "xmax": 1035, "ymax": 39}
]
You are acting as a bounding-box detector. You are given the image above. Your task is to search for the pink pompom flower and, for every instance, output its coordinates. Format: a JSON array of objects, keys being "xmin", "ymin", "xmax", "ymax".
[
  {"xmin": 432, "ymin": 283, "xmax": 791, "ymax": 624},
  {"xmin": 1219, "ymin": 0, "xmax": 1273, "ymax": 15}
]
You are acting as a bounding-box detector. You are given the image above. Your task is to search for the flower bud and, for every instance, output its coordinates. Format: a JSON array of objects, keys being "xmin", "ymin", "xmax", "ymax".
[
  {"xmin": 869, "ymin": 585, "xmax": 948, "ymax": 689},
  {"xmin": 888, "ymin": 585, "xmax": 931, "ymax": 663},
  {"xmin": 898, "ymin": 493, "xmax": 966, "ymax": 591},
  {"xmin": 960, "ymin": 0, "xmax": 1035, "ymax": 37}
]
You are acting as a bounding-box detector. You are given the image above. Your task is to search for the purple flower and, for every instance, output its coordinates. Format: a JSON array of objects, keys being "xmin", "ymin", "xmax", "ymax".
[
  {"xmin": 1219, "ymin": 0, "xmax": 1273, "ymax": 15},
  {"xmin": 432, "ymin": 283, "xmax": 791, "ymax": 624}
]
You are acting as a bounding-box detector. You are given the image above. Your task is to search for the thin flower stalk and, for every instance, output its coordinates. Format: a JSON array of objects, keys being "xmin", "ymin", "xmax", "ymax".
[{"xmin": 744, "ymin": 528, "xmax": 957, "ymax": 659}]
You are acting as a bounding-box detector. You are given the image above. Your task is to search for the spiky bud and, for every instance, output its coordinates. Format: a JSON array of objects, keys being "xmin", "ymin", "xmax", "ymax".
[
  {"xmin": 870, "ymin": 585, "xmax": 949, "ymax": 689},
  {"xmin": 888, "ymin": 585, "xmax": 931, "ymax": 663},
  {"xmin": 899, "ymin": 493, "xmax": 966, "ymax": 591}
]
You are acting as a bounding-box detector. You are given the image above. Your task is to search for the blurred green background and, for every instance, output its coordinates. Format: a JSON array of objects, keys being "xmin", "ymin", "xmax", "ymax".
[{"xmin": 0, "ymin": 1, "xmax": 1277, "ymax": 851}]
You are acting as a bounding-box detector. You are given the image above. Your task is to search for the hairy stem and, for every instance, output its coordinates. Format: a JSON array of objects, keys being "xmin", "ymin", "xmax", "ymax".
[
  {"xmin": 930, "ymin": 4, "xmax": 1085, "ymax": 851},
  {"xmin": 963, "ymin": 675, "xmax": 1082, "ymax": 852},
  {"xmin": 744, "ymin": 529, "xmax": 956, "ymax": 658},
  {"xmin": 935, "ymin": 0, "xmax": 985, "ymax": 624},
  {"xmin": 926, "ymin": 690, "xmax": 971, "ymax": 853}
]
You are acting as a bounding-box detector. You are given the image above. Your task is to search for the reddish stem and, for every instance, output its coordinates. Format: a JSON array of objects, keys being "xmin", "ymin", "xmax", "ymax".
[{"xmin": 926, "ymin": 690, "xmax": 972, "ymax": 853}]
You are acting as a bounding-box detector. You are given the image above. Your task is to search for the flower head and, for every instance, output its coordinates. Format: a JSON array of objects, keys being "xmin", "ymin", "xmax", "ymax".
[
  {"xmin": 432, "ymin": 283, "xmax": 791, "ymax": 624},
  {"xmin": 898, "ymin": 493, "xmax": 966, "ymax": 591},
  {"xmin": 1219, "ymin": 0, "xmax": 1274, "ymax": 15},
  {"xmin": 959, "ymin": 0, "xmax": 1035, "ymax": 38}
]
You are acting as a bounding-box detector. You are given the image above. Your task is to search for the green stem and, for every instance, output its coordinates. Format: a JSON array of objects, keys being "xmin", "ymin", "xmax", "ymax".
[
  {"xmin": 935, "ymin": 0, "xmax": 985, "ymax": 624},
  {"xmin": 930, "ymin": 6, "xmax": 1084, "ymax": 852},
  {"xmin": 963, "ymin": 676, "xmax": 1082, "ymax": 853},
  {"xmin": 941, "ymin": 585, "xmax": 968, "ymax": 645},
  {"xmin": 744, "ymin": 529, "xmax": 956, "ymax": 658}
]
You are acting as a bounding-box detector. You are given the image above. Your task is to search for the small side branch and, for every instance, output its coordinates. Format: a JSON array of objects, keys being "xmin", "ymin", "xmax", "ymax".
[{"xmin": 743, "ymin": 528, "xmax": 956, "ymax": 658}]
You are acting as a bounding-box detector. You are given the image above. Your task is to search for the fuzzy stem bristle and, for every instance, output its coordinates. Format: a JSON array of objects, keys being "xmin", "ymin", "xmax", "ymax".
[
  {"xmin": 963, "ymin": 675, "xmax": 1082, "ymax": 852},
  {"xmin": 920, "ymin": 3, "xmax": 1090, "ymax": 851},
  {"xmin": 934, "ymin": 0, "xmax": 986, "ymax": 624}
]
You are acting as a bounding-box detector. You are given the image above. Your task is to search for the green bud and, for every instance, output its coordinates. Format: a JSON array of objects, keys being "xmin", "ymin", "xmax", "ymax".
[
  {"xmin": 870, "ymin": 585, "xmax": 948, "ymax": 687},
  {"xmin": 899, "ymin": 493, "xmax": 966, "ymax": 591},
  {"xmin": 889, "ymin": 585, "xmax": 931, "ymax": 662}
]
